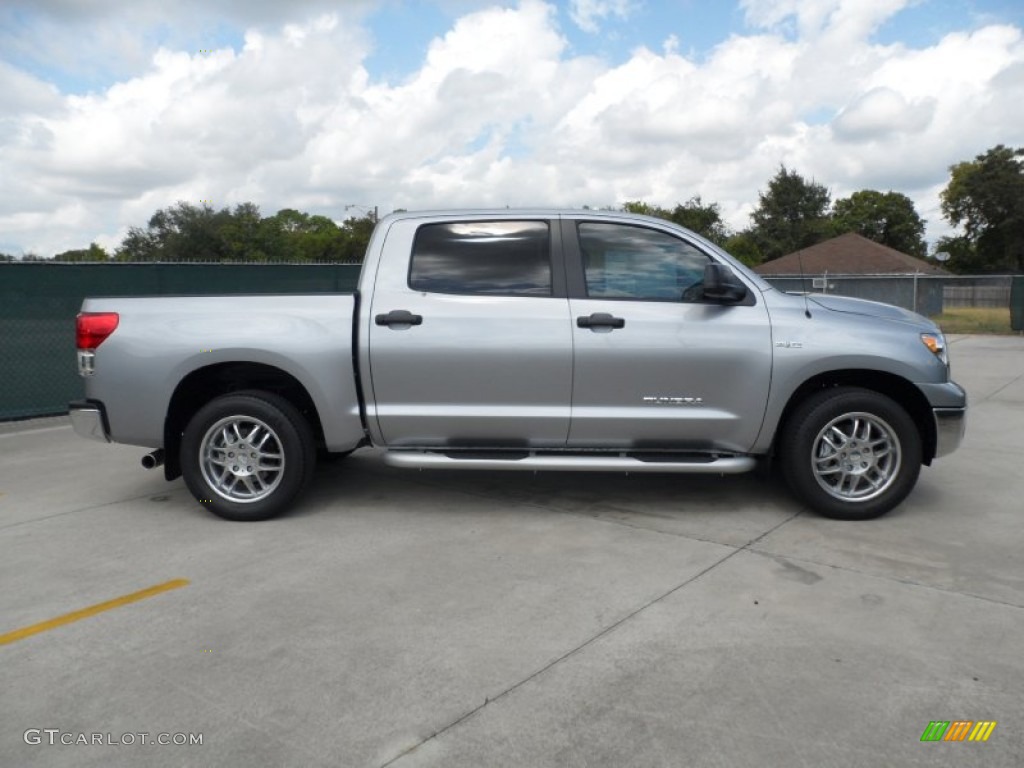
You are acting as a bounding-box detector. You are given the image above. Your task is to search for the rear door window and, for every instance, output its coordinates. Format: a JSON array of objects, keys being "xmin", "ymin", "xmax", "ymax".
[{"xmin": 409, "ymin": 221, "xmax": 551, "ymax": 296}]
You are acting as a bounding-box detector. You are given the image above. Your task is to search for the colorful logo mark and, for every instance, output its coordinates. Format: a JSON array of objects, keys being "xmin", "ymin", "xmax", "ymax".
[{"xmin": 921, "ymin": 721, "xmax": 997, "ymax": 742}]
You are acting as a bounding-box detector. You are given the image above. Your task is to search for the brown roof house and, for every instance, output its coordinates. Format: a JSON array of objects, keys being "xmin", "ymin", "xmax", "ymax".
[
  {"xmin": 755, "ymin": 232, "xmax": 949, "ymax": 276},
  {"xmin": 754, "ymin": 232, "xmax": 950, "ymax": 315}
]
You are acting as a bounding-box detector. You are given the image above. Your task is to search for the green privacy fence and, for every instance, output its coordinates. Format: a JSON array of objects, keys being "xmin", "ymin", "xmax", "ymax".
[
  {"xmin": 0, "ymin": 262, "xmax": 362, "ymax": 421},
  {"xmin": 1012, "ymin": 276, "xmax": 1024, "ymax": 331}
]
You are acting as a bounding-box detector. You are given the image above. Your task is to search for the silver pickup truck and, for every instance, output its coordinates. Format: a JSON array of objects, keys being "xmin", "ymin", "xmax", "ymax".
[{"xmin": 69, "ymin": 210, "xmax": 966, "ymax": 522}]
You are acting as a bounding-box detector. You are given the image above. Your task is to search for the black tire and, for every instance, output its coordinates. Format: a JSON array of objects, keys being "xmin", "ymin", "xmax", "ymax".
[
  {"xmin": 181, "ymin": 390, "xmax": 316, "ymax": 521},
  {"xmin": 780, "ymin": 387, "xmax": 922, "ymax": 520}
]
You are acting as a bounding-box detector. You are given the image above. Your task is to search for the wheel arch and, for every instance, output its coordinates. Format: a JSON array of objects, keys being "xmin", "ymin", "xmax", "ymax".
[
  {"xmin": 773, "ymin": 370, "xmax": 936, "ymax": 465},
  {"xmin": 163, "ymin": 362, "xmax": 325, "ymax": 481}
]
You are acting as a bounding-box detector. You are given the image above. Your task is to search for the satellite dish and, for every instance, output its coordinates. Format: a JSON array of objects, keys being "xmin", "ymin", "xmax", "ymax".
[{"xmin": 934, "ymin": 251, "xmax": 951, "ymax": 263}]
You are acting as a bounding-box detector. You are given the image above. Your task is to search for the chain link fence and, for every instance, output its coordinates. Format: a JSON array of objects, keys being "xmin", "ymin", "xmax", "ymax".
[
  {"xmin": 0, "ymin": 262, "xmax": 361, "ymax": 421},
  {"xmin": 760, "ymin": 274, "xmax": 1018, "ymax": 317}
]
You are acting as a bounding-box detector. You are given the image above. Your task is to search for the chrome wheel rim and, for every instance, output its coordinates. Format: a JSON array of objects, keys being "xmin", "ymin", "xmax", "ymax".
[
  {"xmin": 200, "ymin": 416, "xmax": 285, "ymax": 504},
  {"xmin": 811, "ymin": 411, "xmax": 901, "ymax": 502}
]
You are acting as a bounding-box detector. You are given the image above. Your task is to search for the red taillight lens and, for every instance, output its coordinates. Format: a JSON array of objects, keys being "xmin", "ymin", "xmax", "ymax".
[{"xmin": 76, "ymin": 312, "xmax": 119, "ymax": 349}]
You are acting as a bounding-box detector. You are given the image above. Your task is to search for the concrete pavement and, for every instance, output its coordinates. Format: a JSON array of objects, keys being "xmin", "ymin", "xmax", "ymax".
[{"xmin": 1, "ymin": 334, "xmax": 1022, "ymax": 767}]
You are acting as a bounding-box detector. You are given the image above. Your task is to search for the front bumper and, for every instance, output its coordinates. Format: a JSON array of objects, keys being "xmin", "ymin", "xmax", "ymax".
[
  {"xmin": 68, "ymin": 400, "xmax": 110, "ymax": 443},
  {"xmin": 916, "ymin": 380, "xmax": 966, "ymax": 459},
  {"xmin": 933, "ymin": 407, "xmax": 966, "ymax": 458}
]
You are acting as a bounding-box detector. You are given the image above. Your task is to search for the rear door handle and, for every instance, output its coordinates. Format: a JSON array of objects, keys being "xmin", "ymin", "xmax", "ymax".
[
  {"xmin": 577, "ymin": 312, "xmax": 625, "ymax": 330},
  {"xmin": 375, "ymin": 309, "xmax": 423, "ymax": 327}
]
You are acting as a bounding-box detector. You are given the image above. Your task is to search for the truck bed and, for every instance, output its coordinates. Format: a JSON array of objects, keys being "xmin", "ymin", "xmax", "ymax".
[{"xmin": 78, "ymin": 294, "xmax": 365, "ymax": 452}]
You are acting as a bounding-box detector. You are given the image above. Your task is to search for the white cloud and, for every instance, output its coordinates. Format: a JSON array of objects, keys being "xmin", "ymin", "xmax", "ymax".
[
  {"xmin": 0, "ymin": 60, "xmax": 62, "ymax": 119},
  {"xmin": 569, "ymin": 0, "xmax": 639, "ymax": 33},
  {"xmin": 1, "ymin": 0, "xmax": 1023, "ymax": 256},
  {"xmin": 832, "ymin": 86, "xmax": 934, "ymax": 141},
  {"xmin": 740, "ymin": 0, "xmax": 914, "ymax": 39}
]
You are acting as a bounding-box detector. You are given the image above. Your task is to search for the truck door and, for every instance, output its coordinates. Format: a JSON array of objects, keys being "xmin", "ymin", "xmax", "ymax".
[
  {"xmin": 564, "ymin": 219, "xmax": 773, "ymax": 453},
  {"xmin": 366, "ymin": 217, "xmax": 572, "ymax": 448}
]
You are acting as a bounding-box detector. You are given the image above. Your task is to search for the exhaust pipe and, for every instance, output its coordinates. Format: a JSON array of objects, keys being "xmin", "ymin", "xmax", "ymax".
[{"xmin": 141, "ymin": 449, "xmax": 165, "ymax": 470}]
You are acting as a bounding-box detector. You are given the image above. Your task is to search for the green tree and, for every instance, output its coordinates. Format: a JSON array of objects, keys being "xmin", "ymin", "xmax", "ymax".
[
  {"xmin": 116, "ymin": 202, "xmax": 243, "ymax": 261},
  {"xmin": 622, "ymin": 197, "xmax": 731, "ymax": 245},
  {"xmin": 113, "ymin": 202, "xmax": 378, "ymax": 263},
  {"xmin": 940, "ymin": 144, "xmax": 1024, "ymax": 273},
  {"xmin": 115, "ymin": 227, "xmax": 158, "ymax": 261},
  {"xmin": 263, "ymin": 209, "xmax": 348, "ymax": 261},
  {"xmin": 749, "ymin": 166, "xmax": 832, "ymax": 261},
  {"xmin": 831, "ymin": 190, "xmax": 926, "ymax": 257},
  {"xmin": 622, "ymin": 201, "xmax": 668, "ymax": 218},
  {"xmin": 338, "ymin": 214, "xmax": 377, "ymax": 262},
  {"xmin": 219, "ymin": 203, "xmax": 268, "ymax": 261},
  {"xmin": 667, "ymin": 197, "xmax": 730, "ymax": 245},
  {"xmin": 303, "ymin": 215, "xmax": 347, "ymax": 261},
  {"xmin": 932, "ymin": 235, "xmax": 983, "ymax": 275},
  {"xmin": 723, "ymin": 232, "xmax": 762, "ymax": 266},
  {"xmin": 261, "ymin": 208, "xmax": 320, "ymax": 260},
  {"xmin": 55, "ymin": 243, "xmax": 110, "ymax": 261},
  {"xmin": 128, "ymin": 201, "xmax": 229, "ymax": 261}
]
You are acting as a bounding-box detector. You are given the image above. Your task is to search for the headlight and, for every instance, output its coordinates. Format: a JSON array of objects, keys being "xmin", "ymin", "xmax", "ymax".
[{"xmin": 920, "ymin": 332, "xmax": 948, "ymax": 365}]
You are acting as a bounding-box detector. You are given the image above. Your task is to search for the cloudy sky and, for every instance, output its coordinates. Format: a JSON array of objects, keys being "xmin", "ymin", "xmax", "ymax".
[{"xmin": 1, "ymin": 0, "xmax": 1022, "ymax": 257}]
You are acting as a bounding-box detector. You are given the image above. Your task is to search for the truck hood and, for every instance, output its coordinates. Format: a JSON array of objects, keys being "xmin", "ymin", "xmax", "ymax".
[{"xmin": 808, "ymin": 294, "xmax": 930, "ymax": 326}]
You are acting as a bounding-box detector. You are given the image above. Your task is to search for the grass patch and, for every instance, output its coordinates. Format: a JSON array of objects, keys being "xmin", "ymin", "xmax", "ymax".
[{"xmin": 930, "ymin": 306, "xmax": 1017, "ymax": 335}]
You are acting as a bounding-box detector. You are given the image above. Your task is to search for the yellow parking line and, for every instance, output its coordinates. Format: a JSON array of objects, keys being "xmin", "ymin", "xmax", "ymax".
[{"xmin": 0, "ymin": 579, "xmax": 189, "ymax": 646}]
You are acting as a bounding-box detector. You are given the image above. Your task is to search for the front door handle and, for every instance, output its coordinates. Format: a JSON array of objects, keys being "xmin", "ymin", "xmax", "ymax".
[
  {"xmin": 375, "ymin": 309, "xmax": 423, "ymax": 327},
  {"xmin": 577, "ymin": 312, "xmax": 625, "ymax": 330}
]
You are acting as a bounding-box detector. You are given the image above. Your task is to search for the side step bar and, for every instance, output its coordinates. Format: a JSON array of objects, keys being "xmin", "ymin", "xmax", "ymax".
[{"xmin": 382, "ymin": 451, "xmax": 756, "ymax": 474}]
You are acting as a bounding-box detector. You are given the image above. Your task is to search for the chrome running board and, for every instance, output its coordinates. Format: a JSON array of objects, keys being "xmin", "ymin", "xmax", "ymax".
[{"xmin": 382, "ymin": 451, "xmax": 756, "ymax": 474}]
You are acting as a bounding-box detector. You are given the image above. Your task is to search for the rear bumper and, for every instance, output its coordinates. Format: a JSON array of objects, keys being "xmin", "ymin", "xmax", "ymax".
[
  {"xmin": 68, "ymin": 400, "xmax": 110, "ymax": 443},
  {"xmin": 933, "ymin": 407, "xmax": 966, "ymax": 458}
]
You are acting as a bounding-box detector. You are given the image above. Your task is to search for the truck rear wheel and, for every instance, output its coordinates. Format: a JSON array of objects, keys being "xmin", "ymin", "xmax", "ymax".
[
  {"xmin": 780, "ymin": 387, "xmax": 922, "ymax": 520},
  {"xmin": 181, "ymin": 391, "xmax": 316, "ymax": 521}
]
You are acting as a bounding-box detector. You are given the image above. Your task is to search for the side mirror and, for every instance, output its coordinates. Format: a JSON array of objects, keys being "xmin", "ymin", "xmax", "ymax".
[{"xmin": 702, "ymin": 263, "xmax": 748, "ymax": 303}]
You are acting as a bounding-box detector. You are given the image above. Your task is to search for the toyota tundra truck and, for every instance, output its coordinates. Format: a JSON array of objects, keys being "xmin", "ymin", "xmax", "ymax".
[{"xmin": 68, "ymin": 209, "xmax": 966, "ymax": 521}]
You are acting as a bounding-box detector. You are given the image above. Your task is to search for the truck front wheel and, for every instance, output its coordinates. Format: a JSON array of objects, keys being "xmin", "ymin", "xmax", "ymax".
[
  {"xmin": 780, "ymin": 387, "xmax": 922, "ymax": 520},
  {"xmin": 181, "ymin": 391, "xmax": 316, "ymax": 521}
]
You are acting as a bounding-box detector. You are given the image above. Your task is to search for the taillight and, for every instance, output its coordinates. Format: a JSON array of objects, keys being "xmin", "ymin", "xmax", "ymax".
[{"xmin": 76, "ymin": 312, "xmax": 119, "ymax": 349}]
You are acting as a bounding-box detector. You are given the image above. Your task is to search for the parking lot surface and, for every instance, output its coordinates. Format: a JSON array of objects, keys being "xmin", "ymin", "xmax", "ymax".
[{"xmin": 1, "ymin": 334, "xmax": 1022, "ymax": 767}]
